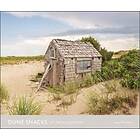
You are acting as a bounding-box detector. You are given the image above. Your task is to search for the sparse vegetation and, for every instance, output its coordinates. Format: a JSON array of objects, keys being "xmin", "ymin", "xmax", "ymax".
[
  {"xmin": 63, "ymin": 82, "xmax": 79, "ymax": 94},
  {"xmin": 9, "ymin": 96, "xmax": 42, "ymax": 115},
  {"xmin": 80, "ymin": 75, "xmax": 94, "ymax": 87},
  {"xmin": 30, "ymin": 72, "xmax": 43, "ymax": 82},
  {"xmin": 48, "ymin": 81, "xmax": 79, "ymax": 95},
  {"xmin": 0, "ymin": 84, "xmax": 9, "ymax": 103},
  {"xmin": 0, "ymin": 55, "xmax": 43, "ymax": 65},
  {"xmin": 112, "ymin": 50, "xmax": 129, "ymax": 59},
  {"xmin": 51, "ymin": 93, "xmax": 62, "ymax": 101},
  {"xmin": 88, "ymin": 84, "xmax": 138, "ymax": 115},
  {"xmin": 104, "ymin": 80, "xmax": 118, "ymax": 93},
  {"xmin": 1, "ymin": 38, "xmax": 139, "ymax": 115}
]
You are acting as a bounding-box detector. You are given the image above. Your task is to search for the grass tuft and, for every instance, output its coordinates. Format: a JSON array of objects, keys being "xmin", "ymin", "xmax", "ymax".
[
  {"xmin": 87, "ymin": 90, "xmax": 138, "ymax": 115},
  {"xmin": 9, "ymin": 96, "xmax": 42, "ymax": 115},
  {"xmin": 0, "ymin": 84, "xmax": 9, "ymax": 103}
]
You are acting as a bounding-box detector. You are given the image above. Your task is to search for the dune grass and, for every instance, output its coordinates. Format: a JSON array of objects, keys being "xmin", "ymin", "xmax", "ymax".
[
  {"xmin": 0, "ymin": 84, "xmax": 9, "ymax": 103},
  {"xmin": 9, "ymin": 96, "xmax": 42, "ymax": 115},
  {"xmin": 87, "ymin": 82, "xmax": 138, "ymax": 115},
  {"xmin": 0, "ymin": 55, "xmax": 43, "ymax": 65}
]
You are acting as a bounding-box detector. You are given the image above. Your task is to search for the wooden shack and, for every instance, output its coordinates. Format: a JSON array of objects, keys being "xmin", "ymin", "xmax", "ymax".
[{"xmin": 37, "ymin": 39, "xmax": 102, "ymax": 90}]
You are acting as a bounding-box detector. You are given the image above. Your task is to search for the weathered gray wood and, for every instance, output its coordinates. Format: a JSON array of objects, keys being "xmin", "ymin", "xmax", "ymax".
[
  {"xmin": 41, "ymin": 39, "xmax": 102, "ymax": 87},
  {"xmin": 36, "ymin": 63, "xmax": 51, "ymax": 92}
]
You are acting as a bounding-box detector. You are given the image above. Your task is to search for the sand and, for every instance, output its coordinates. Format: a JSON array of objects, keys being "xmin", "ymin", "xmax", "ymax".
[
  {"xmin": 1, "ymin": 62, "xmax": 44, "ymax": 98},
  {"xmin": 1, "ymin": 62, "xmax": 139, "ymax": 115}
]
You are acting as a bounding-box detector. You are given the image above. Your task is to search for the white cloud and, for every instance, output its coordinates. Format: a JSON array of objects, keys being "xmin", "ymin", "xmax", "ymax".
[
  {"xmin": 7, "ymin": 12, "xmax": 98, "ymax": 29},
  {"xmin": 1, "ymin": 34, "xmax": 139, "ymax": 56},
  {"xmin": 100, "ymin": 37, "xmax": 139, "ymax": 51},
  {"xmin": 7, "ymin": 12, "xmax": 139, "ymax": 29},
  {"xmin": 2, "ymin": 12, "xmax": 138, "ymax": 56}
]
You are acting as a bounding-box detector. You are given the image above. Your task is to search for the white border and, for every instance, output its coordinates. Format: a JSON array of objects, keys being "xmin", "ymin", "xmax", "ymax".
[{"xmin": 0, "ymin": 0, "xmax": 140, "ymax": 11}]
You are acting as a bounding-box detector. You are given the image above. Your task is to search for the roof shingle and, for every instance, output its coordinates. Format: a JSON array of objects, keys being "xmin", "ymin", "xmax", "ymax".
[{"xmin": 52, "ymin": 39, "xmax": 102, "ymax": 58}]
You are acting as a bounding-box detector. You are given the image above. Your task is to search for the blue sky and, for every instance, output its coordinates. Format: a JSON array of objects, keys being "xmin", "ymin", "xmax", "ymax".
[{"xmin": 1, "ymin": 12, "xmax": 139, "ymax": 56}]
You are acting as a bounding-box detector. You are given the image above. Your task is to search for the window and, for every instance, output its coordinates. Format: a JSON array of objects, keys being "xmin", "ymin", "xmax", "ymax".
[
  {"xmin": 50, "ymin": 47, "xmax": 55, "ymax": 58},
  {"xmin": 77, "ymin": 60, "xmax": 91, "ymax": 73}
]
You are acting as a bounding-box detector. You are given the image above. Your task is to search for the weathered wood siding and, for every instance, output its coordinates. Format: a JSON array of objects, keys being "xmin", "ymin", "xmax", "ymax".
[
  {"xmin": 64, "ymin": 58, "xmax": 76, "ymax": 82},
  {"xmin": 92, "ymin": 57, "xmax": 102, "ymax": 72},
  {"xmin": 64, "ymin": 57, "xmax": 102, "ymax": 82},
  {"xmin": 44, "ymin": 41, "xmax": 102, "ymax": 86},
  {"xmin": 44, "ymin": 44, "xmax": 65, "ymax": 86}
]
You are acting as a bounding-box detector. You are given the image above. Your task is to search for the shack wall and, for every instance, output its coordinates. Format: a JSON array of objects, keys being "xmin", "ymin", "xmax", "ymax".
[
  {"xmin": 64, "ymin": 57, "xmax": 102, "ymax": 82},
  {"xmin": 44, "ymin": 45, "xmax": 64, "ymax": 86},
  {"xmin": 92, "ymin": 57, "xmax": 102, "ymax": 72},
  {"xmin": 64, "ymin": 58, "xmax": 76, "ymax": 82}
]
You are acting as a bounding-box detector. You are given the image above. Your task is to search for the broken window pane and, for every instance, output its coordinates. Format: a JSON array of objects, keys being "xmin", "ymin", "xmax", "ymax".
[{"xmin": 77, "ymin": 60, "xmax": 91, "ymax": 73}]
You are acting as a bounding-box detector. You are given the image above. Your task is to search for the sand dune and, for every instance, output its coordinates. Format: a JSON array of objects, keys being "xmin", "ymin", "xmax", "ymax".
[
  {"xmin": 1, "ymin": 62, "xmax": 139, "ymax": 115},
  {"xmin": 1, "ymin": 62, "xmax": 44, "ymax": 99}
]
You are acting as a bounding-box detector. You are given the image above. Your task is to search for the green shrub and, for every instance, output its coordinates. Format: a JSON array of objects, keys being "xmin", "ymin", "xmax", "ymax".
[
  {"xmin": 119, "ymin": 50, "xmax": 140, "ymax": 89},
  {"xmin": 81, "ymin": 36, "xmax": 113, "ymax": 62},
  {"xmin": 80, "ymin": 38, "xmax": 139, "ymax": 89},
  {"xmin": 92, "ymin": 71, "xmax": 104, "ymax": 83},
  {"xmin": 92, "ymin": 50, "xmax": 140, "ymax": 89},
  {"xmin": 120, "ymin": 72, "xmax": 140, "ymax": 89},
  {"xmin": 48, "ymin": 50, "xmax": 140, "ymax": 95},
  {"xmin": 9, "ymin": 96, "xmax": 42, "ymax": 115},
  {"xmin": 0, "ymin": 84, "xmax": 9, "ymax": 103}
]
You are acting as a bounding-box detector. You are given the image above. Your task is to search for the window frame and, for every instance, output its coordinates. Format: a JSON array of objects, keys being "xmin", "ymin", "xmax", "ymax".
[
  {"xmin": 76, "ymin": 59, "xmax": 92, "ymax": 73},
  {"xmin": 50, "ymin": 47, "xmax": 56, "ymax": 59}
]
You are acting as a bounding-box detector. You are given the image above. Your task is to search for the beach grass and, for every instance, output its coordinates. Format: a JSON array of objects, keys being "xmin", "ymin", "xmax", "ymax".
[{"xmin": 0, "ymin": 55, "xmax": 43, "ymax": 65}]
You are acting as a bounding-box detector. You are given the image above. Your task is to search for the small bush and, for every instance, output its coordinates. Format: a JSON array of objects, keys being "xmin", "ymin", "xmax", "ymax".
[
  {"xmin": 0, "ymin": 84, "xmax": 9, "ymax": 103},
  {"xmin": 9, "ymin": 96, "xmax": 41, "ymax": 115},
  {"xmin": 104, "ymin": 80, "xmax": 118, "ymax": 93},
  {"xmin": 60, "ymin": 94, "xmax": 77, "ymax": 107},
  {"xmin": 81, "ymin": 36, "xmax": 113, "ymax": 62},
  {"xmin": 92, "ymin": 71, "xmax": 104, "ymax": 83},
  {"xmin": 80, "ymin": 75, "xmax": 94, "ymax": 88},
  {"xmin": 88, "ymin": 94, "xmax": 110, "ymax": 114},
  {"xmin": 63, "ymin": 82, "xmax": 78, "ymax": 94},
  {"xmin": 88, "ymin": 91, "xmax": 138, "ymax": 115},
  {"xmin": 120, "ymin": 72, "xmax": 140, "ymax": 89},
  {"xmin": 52, "ymin": 93, "xmax": 62, "ymax": 101},
  {"xmin": 48, "ymin": 85, "xmax": 65, "ymax": 94},
  {"xmin": 48, "ymin": 81, "xmax": 79, "ymax": 95},
  {"xmin": 119, "ymin": 50, "xmax": 140, "ymax": 89},
  {"xmin": 91, "ymin": 50, "xmax": 140, "ymax": 89},
  {"xmin": 30, "ymin": 72, "xmax": 43, "ymax": 82}
]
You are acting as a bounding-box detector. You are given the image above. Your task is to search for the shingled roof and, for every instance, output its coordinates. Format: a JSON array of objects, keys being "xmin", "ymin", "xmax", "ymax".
[{"xmin": 49, "ymin": 39, "xmax": 102, "ymax": 58}]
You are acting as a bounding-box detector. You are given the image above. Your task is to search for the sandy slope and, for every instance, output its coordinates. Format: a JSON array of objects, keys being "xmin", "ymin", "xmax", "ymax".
[
  {"xmin": 1, "ymin": 62, "xmax": 44, "ymax": 100},
  {"xmin": 1, "ymin": 62, "xmax": 139, "ymax": 115}
]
